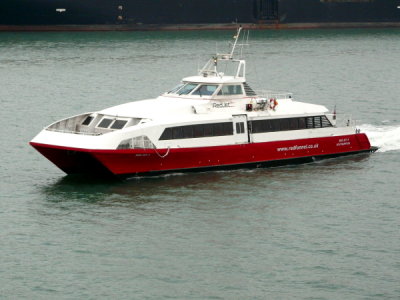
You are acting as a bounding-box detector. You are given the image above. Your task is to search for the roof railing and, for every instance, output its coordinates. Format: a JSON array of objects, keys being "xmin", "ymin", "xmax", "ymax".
[
  {"xmin": 46, "ymin": 128, "xmax": 103, "ymax": 136},
  {"xmin": 255, "ymin": 90, "xmax": 293, "ymax": 100},
  {"xmin": 199, "ymin": 27, "xmax": 248, "ymax": 79},
  {"xmin": 325, "ymin": 113, "xmax": 356, "ymax": 128}
]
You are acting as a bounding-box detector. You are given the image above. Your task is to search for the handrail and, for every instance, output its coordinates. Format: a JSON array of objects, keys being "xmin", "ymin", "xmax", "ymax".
[
  {"xmin": 46, "ymin": 128, "xmax": 103, "ymax": 136},
  {"xmin": 325, "ymin": 113, "xmax": 356, "ymax": 127},
  {"xmin": 255, "ymin": 90, "xmax": 293, "ymax": 100}
]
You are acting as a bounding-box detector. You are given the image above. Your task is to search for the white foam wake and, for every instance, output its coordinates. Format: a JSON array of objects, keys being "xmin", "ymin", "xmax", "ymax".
[{"xmin": 359, "ymin": 124, "xmax": 400, "ymax": 153}]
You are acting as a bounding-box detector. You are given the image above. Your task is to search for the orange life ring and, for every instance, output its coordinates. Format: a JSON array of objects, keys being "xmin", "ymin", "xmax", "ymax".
[{"xmin": 269, "ymin": 98, "xmax": 278, "ymax": 110}]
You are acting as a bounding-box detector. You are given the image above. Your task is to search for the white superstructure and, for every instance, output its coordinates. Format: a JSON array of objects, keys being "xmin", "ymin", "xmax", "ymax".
[{"xmin": 30, "ymin": 27, "xmax": 374, "ymax": 177}]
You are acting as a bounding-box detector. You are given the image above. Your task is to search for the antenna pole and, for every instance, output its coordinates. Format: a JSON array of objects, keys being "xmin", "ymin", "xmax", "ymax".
[{"xmin": 230, "ymin": 26, "xmax": 242, "ymax": 58}]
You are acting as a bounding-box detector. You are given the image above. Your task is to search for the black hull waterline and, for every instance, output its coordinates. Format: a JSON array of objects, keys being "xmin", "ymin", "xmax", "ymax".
[{"xmin": 1, "ymin": 0, "xmax": 399, "ymax": 31}]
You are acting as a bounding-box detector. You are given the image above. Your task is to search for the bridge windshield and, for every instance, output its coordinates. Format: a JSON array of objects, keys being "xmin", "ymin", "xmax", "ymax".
[{"xmin": 191, "ymin": 84, "xmax": 218, "ymax": 96}]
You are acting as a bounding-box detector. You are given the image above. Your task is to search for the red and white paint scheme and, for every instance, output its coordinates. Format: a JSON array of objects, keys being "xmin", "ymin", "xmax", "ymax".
[{"xmin": 30, "ymin": 28, "xmax": 377, "ymax": 177}]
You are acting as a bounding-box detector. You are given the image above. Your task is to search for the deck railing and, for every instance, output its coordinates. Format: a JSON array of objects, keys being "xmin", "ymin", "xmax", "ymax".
[
  {"xmin": 117, "ymin": 135, "xmax": 155, "ymax": 149},
  {"xmin": 325, "ymin": 113, "xmax": 357, "ymax": 127},
  {"xmin": 255, "ymin": 90, "xmax": 293, "ymax": 100},
  {"xmin": 46, "ymin": 127, "xmax": 102, "ymax": 136}
]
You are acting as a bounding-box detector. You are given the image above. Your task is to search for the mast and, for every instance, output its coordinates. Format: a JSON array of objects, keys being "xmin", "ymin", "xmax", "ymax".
[
  {"xmin": 199, "ymin": 27, "xmax": 247, "ymax": 79},
  {"xmin": 229, "ymin": 26, "xmax": 242, "ymax": 58}
]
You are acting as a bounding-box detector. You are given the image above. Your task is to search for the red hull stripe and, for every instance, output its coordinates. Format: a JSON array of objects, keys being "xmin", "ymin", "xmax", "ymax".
[{"xmin": 30, "ymin": 133, "xmax": 373, "ymax": 176}]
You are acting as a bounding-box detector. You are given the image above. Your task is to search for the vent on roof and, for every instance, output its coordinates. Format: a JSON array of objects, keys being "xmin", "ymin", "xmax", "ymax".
[{"xmin": 243, "ymin": 83, "xmax": 256, "ymax": 96}]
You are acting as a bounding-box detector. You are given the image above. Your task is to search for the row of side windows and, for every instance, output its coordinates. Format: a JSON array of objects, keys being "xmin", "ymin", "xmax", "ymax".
[
  {"xmin": 250, "ymin": 116, "xmax": 332, "ymax": 134},
  {"xmin": 159, "ymin": 116, "xmax": 332, "ymax": 140},
  {"xmin": 82, "ymin": 115, "xmax": 128, "ymax": 130},
  {"xmin": 159, "ymin": 122, "xmax": 233, "ymax": 140}
]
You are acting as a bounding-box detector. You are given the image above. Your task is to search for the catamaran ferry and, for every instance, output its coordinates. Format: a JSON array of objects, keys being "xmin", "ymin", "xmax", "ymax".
[{"xmin": 30, "ymin": 28, "xmax": 377, "ymax": 177}]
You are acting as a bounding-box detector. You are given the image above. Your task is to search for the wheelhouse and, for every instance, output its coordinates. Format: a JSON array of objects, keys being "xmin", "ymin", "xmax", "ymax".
[{"xmin": 165, "ymin": 81, "xmax": 254, "ymax": 99}]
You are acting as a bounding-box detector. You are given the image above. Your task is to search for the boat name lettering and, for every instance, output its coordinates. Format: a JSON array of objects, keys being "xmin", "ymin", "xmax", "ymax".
[
  {"xmin": 336, "ymin": 138, "xmax": 351, "ymax": 146},
  {"xmin": 276, "ymin": 144, "xmax": 319, "ymax": 152},
  {"xmin": 212, "ymin": 102, "xmax": 231, "ymax": 108}
]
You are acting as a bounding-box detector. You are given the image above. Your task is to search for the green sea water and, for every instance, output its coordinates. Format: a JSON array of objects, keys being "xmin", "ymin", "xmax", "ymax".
[{"xmin": 1, "ymin": 29, "xmax": 399, "ymax": 299}]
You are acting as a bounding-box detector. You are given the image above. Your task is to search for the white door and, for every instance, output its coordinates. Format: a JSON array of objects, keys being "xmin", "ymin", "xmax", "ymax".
[{"xmin": 232, "ymin": 114, "xmax": 249, "ymax": 144}]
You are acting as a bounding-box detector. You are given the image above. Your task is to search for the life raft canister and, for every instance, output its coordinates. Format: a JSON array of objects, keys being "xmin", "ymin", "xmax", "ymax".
[{"xmin": 269, "ymin": 98, "xmax": 278, "ymax": 110}]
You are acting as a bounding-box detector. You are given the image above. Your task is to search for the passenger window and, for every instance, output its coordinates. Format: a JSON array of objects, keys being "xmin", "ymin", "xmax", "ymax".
[
  {"xmin": 159, "ymin": 122, "xmax": 233, "ymax": 140},
  {"xmin": 160, "ymin": 128, "xmax": 172, "ymax": 140},
  {"xmin": 203, "ymin": 124, "xmax": 213, "ymax": 137},
  {"xmin": 218, "ymin": 85, "xmax": 243, "ymax": 95},
  {"xmin": 178, "ymin": 83, "xmax": 198, "ymax": 95},
  {"xmin": 167, "ymin": 83, "xmax": 185, "ymax": 94},
  {"xmin": 191, "ymin": 85, "xmax": 218, "ymax": 96},
  {"xmin": 298, "ymin": 118, "xmax": 306, "ymax": 129},
  {"xmin": 182, "ymin": 126, "xmax": 194, "ymax": 139},
  {"xmin": 236, "ymin": 122, "xmax": 245, "ymax": 134},
  {"xmin": 82, "ymin": 116, "xmax": 93, "ymax": 126},
  {"xmin": 193, "ymin": 125, "xmax": 204, "ymax": 138},
  {"xmin": 321, "ymin": 116, "xmax": 332, "ymax": 127},
  {"xmin": 314, "ymin": 116, "xmax": 322, "ymax": 128},
  {"xmin": 271, "ymin": 119, "xmax": 280, "ymax": 131},
  {"xmin": 289, "ymin": 118, "xmax": 298, "ymax": 130},
  {"xmin": 306, "ymin": 117, "xmax": 314, "ymax": 129},
  {"xmin": 111, "ymin": 120, "xmax": 128, "ymax": 129},
  {"xmin": 280, "ymin": 119, "xmax": 290, "ymax": 131},
  {"xmin": 98, "ymin": 118, "xmax": 113, "ymax": 128},
  {"xmin": 172, "ymin": 127, "xmax": 183, "ymax": 139}
]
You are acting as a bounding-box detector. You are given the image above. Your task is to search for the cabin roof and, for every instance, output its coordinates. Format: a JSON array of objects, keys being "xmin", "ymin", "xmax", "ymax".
[{"xmin": 182, "ymin": 75, "xmax": 245, "ymax": 84}]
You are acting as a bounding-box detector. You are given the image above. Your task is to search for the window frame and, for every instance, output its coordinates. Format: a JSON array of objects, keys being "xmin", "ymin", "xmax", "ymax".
[
  {"xmin": 96, "ymin": 117, "xmax": 130, "ymax": 130},
  {"xmin": 81, "ymin": 115, "xmax": 94, "ymax": 126},
  {"xmin": 159, "ymin": 122, "xmax": 233, "ymax": 140},
  {"xmin": 177, "ymin": 83, "xmax": 199, "ymax": 95},
  {"xmin": 250, "ymin": 116, "xmax": 332, "ymax": 134},
  {"xmin": 217, "ymin": 84, "xmax": 244, "ymax": 96},
  {"xmin": 110, "ymin": 119, "xmax": 128, "ymax": 130},
  {"xmin": 167, "ymin": 83, "xmax": 185, "ymax": 94},
  {"xmin": 97, "ymin": 118, "xmax": 114, "ymax": 129},
  {"xmin": 191, "ymin": 84, "xmax": 219, "ymax": 96}
]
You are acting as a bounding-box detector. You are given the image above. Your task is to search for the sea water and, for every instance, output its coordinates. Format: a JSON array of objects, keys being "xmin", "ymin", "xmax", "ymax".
[{"xmin": 0, "ymin": 29, "xmax": 399, "ymax": 299}]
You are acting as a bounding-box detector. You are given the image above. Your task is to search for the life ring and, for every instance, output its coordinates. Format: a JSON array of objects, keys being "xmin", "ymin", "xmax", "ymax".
[{"xmin": 269, "ymin": 98, "xmax": 278, "ymax": 110}]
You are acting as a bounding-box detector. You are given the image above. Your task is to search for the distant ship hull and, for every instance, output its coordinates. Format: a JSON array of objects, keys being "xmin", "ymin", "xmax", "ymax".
[{"xmin": 1, "ymin": 0, "xmax": 399, "ymax": 31}]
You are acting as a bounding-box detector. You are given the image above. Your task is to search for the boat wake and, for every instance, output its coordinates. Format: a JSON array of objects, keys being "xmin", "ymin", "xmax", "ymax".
[{"xmin": 359, "ymin": 124, "xmax": 400, "ymax": 153}]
